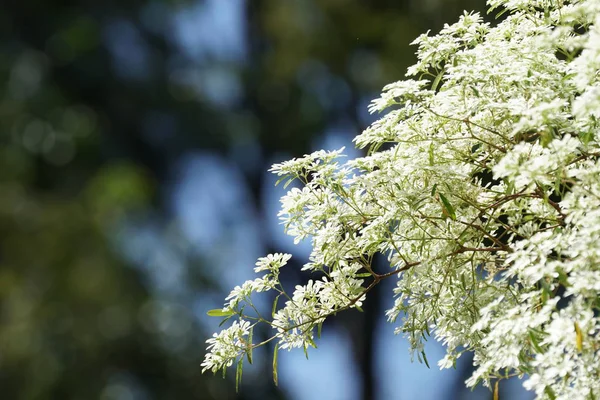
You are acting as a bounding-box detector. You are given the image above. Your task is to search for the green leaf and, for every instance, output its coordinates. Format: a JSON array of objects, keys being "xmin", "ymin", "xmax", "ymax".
[
  {"xmin": 505, "ymin": 179, "xmax": 515, "ymax": 195},
  {"xmin": 541, "ymin": 279, "xmax": 552, "ymax": 303},
  {"xmin": 430, "ymin": 183, "xmax": 438, "ymax": 197},
  {"xmin": 541, "ymin": 289, "xmax": 549, "ymax": 304},
  {"xmin": 540, "ymin": 130, "xmax": 554, "ymax": 147},
  {"xmin": 545, "ymin": 386, "xmax": 557, "ymax": 400},
  {"xmin": 428, "ymin": 142, "xmax": 434, "ymax": 166},
  {"xmin": 421, "ymin": 350, "xmax": 430, "ymax": 369},
  {"xmin": 317, "ymin": 321, "xmax": 323, "ymax": 338},
  {"xmin": 207, "ymin": 308, "xmax": 235, "ymax": 317},
  {"xmin": 218, "ymin": 314, "xmax": 233, "ymax": 327},
  {"xmin": 579, "ymin": 130, "xmax": 594, "ymax": 145},
  {"xmin": 246, "ymin": 328, "xmax": 254, "ymax": 364},
  {"xmin": 272, "ymin": 295, "xmax": 280, "ymax": 318},
  {"xmin": 529, "ymin": 330, "xmax": 544, "ymax": 353},
  {"xmin": 438, "ymin": 193, "xmax": 457, "ymax": 221},
  {"xmin": 575, "ymin": 321, "xmax": 584, "ymax": 352},
  {"xmin": 471, "ymin": 143, "xmax": 481, "ymax": 153},
  {"xmin": 431, "ymin": 68, "xmax": 445, "ymax": 92},
  {"xmin": 494, "ymin": 7, "xmax": 510, "ymax": 19},
  {"xmin": 235, "ymin": 358, "xmax": 243, "ymax": 393},
  {"xmin": 356, "ymin": 272, "xmax": 373, "ymax": 278},
  {"xmin": 273, "ymin": 344, "xmax": 279, "ymax": 386},
  {"xmin": 460, "ymin": 273, "xmax": 467, "ymax": 290},
  {"xmin": 557, "ymin": 270, "xmax": 570, "ymax": 287},
  {"xmin": 283, "ymin": 178, "xmax": 295, "ymax": 189},
  {"xmin": 554, "ymin": 174, "xmax": 562, "ymax": 198}
]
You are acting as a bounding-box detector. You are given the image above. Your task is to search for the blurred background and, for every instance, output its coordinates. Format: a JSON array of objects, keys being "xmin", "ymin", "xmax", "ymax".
[{"xmin": 0, "ymin": 0, "xmax": 533, "ymax": 399}]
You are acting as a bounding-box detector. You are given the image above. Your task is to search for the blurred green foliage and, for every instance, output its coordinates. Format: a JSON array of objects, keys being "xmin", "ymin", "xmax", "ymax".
[{"xmin": 0, "ymin": 4, "xmax": 239, "ymax": 399}]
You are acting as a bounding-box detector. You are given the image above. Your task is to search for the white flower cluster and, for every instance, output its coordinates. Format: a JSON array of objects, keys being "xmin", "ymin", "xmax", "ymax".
[
  {"xmin": 203, "ymin": 0, "xmax": 600, "ymax": 398},
  {"xmin": 202, "ymin": 319, "xmax": 252, "ymax": 374}
]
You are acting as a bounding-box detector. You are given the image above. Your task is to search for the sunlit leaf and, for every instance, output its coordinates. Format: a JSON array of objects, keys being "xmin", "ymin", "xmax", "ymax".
[{"xmin": 207, "ymin": 309, "xmax": 235, "ymax": 317}]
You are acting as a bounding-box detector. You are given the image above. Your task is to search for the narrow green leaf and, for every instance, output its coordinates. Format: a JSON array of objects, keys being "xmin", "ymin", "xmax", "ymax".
[
  {"xmin": 431, "ymin": 68, "xmax": 445, "ymax": 92},
  {"xmin": 283, "ymin": 178, "xmax": 294, "ymax": 189},
  {"xmin": 235, "ymin": 358, "xmax": 243, "ymax": 393},
  {"xmin": 272, "ymin": 295, "xmax": 280, "ymax": 318},
  {"xmin": 431, "ymin": 183, "xmax": 438, "ymax": 197},
  {"xmin": 438, "ymin": 193, "xmax": 457, "ymax": 221},
  {"xmin": 421, "ymin": 351, "xmax": 430, "ymax": 369},
  {"xmin": 317, "ymin": 321, "xmax": 323, "ymax": 339},
  {"xmin": 428, "ymin": 142, "xmax": 435, "ymax": 166},
  {"xmin": 495, "ymin": 7, "xmax": 510, "ymax": 19},
  {"xmin": 506, "ymin": 179, "xmax": 515, "ymax": 195},
  {"xmin": 356, "ymin": 272, "xmax": 373, "ymax": 278},
  {"xmin": 575, "ymin": 321, "xmax": 584, "ymax": 352},
  {"xmin": 218, "ymin": 314, "xmax": 233, "ymax": 327},
  {"xmin": 246, "ymin": 328, "xmax": 254, "ymax": 365},
  {"xmin": 529, "ymin": 330, "xmax": 544, "ymax": 353},
  {"xmin": 273, "ymin": 344, "xmax": 279, "ymax": 386},
  {"xmin": 207, "ymin": 308, "xmax": 234, "ymax": 317}
]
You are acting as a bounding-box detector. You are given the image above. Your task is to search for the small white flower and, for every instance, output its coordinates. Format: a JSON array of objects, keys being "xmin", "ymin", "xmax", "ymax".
[{"xmin": 254, "ymin": 253, "xmax": 292, "ymax": 273}]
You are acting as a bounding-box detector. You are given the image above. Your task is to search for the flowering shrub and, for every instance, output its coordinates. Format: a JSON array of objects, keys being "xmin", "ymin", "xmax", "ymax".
[{"xmin": 202, "ymin": 0, "xmax": 600, "ymax": 397}]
